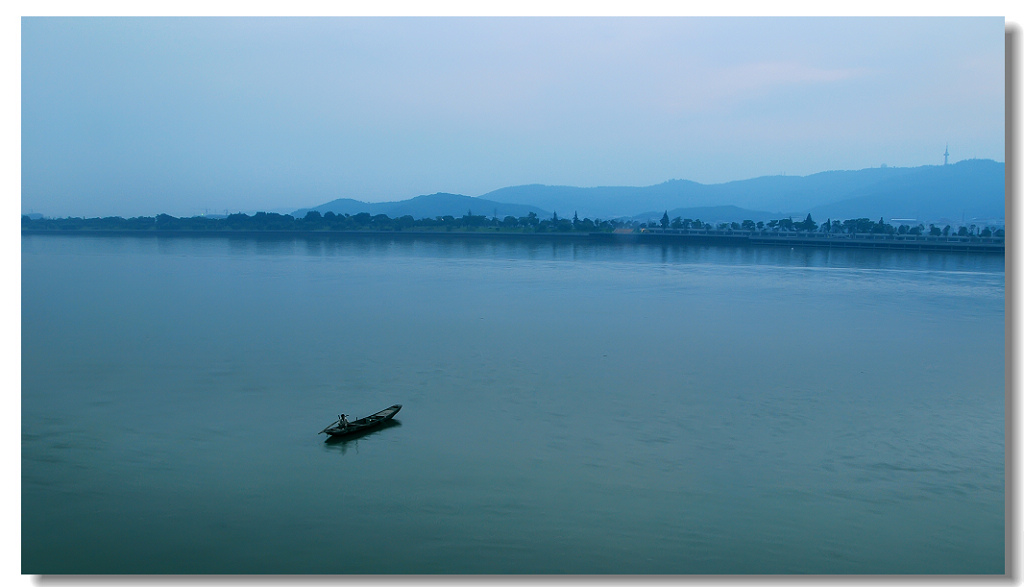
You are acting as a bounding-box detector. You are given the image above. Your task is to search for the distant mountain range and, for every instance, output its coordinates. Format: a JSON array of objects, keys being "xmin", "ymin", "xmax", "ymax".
[{"xmin": 294, "ymin": 159, "xmax": 1005, "ymax": 225}]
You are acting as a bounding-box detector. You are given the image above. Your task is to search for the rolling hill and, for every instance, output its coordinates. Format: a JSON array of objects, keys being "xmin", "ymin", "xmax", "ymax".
[
  {"xmin": 482, "ymin": 160, "xmax": 1003, "ymax": 223},
  {"xmin": 293, "ymin": 193, "xmax": 547, "ymax": 220},
  {"xmin": 807, "ymin": 159, "xmax": 1005, "ymax": 223}
]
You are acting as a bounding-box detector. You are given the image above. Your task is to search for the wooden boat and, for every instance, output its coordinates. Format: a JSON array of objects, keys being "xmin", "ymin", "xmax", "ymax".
[{"xmin": 319, "ymin": 404, "xmax": 402, "ymax": 438}]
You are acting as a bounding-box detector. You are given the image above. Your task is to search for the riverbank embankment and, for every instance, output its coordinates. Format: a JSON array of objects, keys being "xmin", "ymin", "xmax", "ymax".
[{"xmin": 21, "ymin": 227, "xmax": 1005, "ymax": 254}]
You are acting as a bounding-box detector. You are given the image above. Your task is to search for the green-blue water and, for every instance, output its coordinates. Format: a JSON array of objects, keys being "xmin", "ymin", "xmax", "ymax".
[{"xmin": 22, "ymin": 233, "xmax": 1005, "ymax": 574}]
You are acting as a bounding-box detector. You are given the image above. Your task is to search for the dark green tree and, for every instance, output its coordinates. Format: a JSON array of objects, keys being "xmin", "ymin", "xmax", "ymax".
[{"xmin": 796, "ymin": 213, "xmax": 817, "ymax": 231}]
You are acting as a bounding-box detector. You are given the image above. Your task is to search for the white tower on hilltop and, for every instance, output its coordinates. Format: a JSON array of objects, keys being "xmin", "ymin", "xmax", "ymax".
[{"xmin": 944, "ymin": 144, "xmax": 949, "ymax": 165}]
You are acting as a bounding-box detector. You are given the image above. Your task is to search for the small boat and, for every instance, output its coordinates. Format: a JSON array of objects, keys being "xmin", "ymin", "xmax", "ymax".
[{"xmin": 319, "ymin": 404, "xmax": 402, "ymax": 438}]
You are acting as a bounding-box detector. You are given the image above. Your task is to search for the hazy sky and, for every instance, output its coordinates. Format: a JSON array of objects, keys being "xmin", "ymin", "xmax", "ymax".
[{"xmin": 21, "ymin": 17, "xmax": 1005, "ymax": 218}]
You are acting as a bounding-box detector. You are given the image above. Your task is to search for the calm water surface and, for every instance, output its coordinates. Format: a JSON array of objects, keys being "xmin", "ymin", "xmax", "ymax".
[{"xmin": 22, "ymin": 234, "xmax": 1005, "ymax": 574}]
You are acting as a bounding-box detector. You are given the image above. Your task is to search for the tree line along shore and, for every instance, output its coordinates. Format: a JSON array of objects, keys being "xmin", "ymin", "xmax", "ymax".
[{"xmin": 21, "ymin": 210, "xmax": 1005, "ymax": 239}]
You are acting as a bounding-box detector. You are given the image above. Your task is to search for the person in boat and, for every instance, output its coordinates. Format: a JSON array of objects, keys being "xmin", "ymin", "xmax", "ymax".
[{"xmin": 338, "ymin": 414, "xmax": 349, "ymax": 430}]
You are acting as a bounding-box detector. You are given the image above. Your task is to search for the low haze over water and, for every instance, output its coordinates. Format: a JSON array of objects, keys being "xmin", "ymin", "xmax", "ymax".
[{"xmin": 22, "ymin": 233, "xmax": 1004, "ymax": 574}]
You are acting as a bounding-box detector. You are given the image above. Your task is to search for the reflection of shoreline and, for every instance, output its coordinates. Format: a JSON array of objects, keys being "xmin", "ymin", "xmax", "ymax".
[
  {"xmin": 22, "ymin": 227, "xmax": 1005, "ymax": 254},
  {"xmin": 635, "ymin": 229, "xmax": 1005, "ymax": 253}
]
